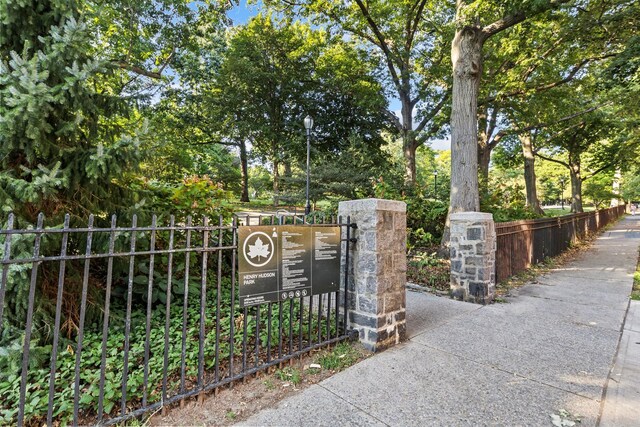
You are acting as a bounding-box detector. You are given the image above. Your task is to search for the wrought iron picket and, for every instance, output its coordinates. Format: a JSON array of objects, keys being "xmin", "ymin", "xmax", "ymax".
[{"xmin": 0, "ymin": 212, "xmax": 355, "ymax": 426}]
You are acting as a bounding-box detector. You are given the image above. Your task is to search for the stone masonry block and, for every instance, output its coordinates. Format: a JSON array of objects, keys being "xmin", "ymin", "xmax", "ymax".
[
  {"xmin": 393, "ymin": 253, "xmax": 407, "ymax": 273},
  {"xmin": 466, "ymin": 256, "xmax": 486, "ymax": 266},
  {"xmin": 363, "ymin": 274, "xmax": 377, "ymax": 294},
  {"xmin": 467, "ymin": 227, "xmax": 483, "ymax": 241},
  {"xmin": 465, "ymin": 267, "xmax": 477, "ymax": 276},
  {"xmin": 384, "ymin": 292, "xmax": 403, "ymax": 312},
  {"xmin": 349, "ymin": 311, "xmax": 378, "ymax": 329},
  {"xmin": 339, "ymin": 198, "xmax": 406, "ymax": 352},
  {"xmin": 364, "ymin": 231, "xmax": 377, "ymax": 251},
  {"xmin": 377, "ymin": 252, "xmax": 392, "ymax": 273},
  {"xmin": 449, "ymin": 212, "xmax": 496, "ymax": 304},
  {"xmin": 380, "ymin": 211, "xmax": 394, "ymax": 230},
  {"xmin": 358, "ymin": 295, "xmax": 381, "ymax": 314}
]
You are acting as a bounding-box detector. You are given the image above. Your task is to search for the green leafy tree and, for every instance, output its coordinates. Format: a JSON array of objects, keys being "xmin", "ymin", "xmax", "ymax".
[
  {"xmin": 267, "ymin": 0, "xmax": 454, "ymax": 187},
  {"xmin": 583, "ymin": 173, "xmax": 616, "ymax": 209},
  {"xmin": 535, "ymin": 108, "xmax": 625, "ymax": 212},
  {"xmin": 183, "ymin": 14, "xmax": 391, "ymax": 203},
  {"xmin": 449, "ymin": 0, "xmax": 576, "ymax": 218}
]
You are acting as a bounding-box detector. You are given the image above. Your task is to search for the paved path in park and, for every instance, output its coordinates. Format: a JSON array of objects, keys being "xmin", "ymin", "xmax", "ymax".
[{"xmin": 239, "ymin": 215, "xmax": 640, "ymax": 427}]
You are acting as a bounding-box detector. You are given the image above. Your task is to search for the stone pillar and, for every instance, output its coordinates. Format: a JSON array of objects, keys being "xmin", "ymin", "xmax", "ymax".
[
  {"xmin": 338, "ymin": 199, "xmax": 406, "ymax": 352},
  {"xmin": 449, "ymin": 212, "xmax": 496, "ymax": 304}
]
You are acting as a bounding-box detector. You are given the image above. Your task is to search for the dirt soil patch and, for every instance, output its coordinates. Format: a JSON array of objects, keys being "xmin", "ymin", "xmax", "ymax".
[
  {"xmin": 406, "ymin": 248, "xmax": 450, "ymax": 295},
  {"xmin": 149, "ymin": 342, "xmax": 371, "ymax": 426}
]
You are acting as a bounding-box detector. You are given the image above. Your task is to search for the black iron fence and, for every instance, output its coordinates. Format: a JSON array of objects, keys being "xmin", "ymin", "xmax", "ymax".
[
  {"xmin": 495, "ymin": 205, "xmax": 626, "ymax": 282},
  {"xmin": 0, "ymin": 212, "xmax": 356, "ymax": 426}
]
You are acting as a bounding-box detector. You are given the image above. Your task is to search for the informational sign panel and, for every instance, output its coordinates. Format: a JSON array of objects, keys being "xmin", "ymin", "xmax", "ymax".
[{"xmin": 238, "ymin": 225, "xmax": 341, "ymax": 307}]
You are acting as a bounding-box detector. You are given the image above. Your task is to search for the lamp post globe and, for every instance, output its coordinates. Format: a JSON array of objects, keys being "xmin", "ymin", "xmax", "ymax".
[{"xmin": 304, "ymin": 116, "xmax": 313, "ymax": 215}]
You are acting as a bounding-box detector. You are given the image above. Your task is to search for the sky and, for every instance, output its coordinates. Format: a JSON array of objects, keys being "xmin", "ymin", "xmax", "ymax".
[{"xmin": 227, "ymin": 0, "xmax": 258, "ymax": 25}]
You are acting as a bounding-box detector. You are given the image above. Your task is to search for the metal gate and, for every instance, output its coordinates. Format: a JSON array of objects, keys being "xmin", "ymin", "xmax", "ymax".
[{"xmin": 0, "ymin": 212, "xmax": 356, "ymax": 426}]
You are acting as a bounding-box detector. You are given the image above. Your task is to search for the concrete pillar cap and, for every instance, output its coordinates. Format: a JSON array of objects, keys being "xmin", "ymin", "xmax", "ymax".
[{"xmin": 450, "ymin": 212, "xmax": 494, "ymax": 221}]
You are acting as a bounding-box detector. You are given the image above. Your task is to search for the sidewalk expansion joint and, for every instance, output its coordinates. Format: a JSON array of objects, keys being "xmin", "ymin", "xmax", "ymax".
[
  {"xmin": 538, "ymin": 274, "xmax": 631, "ymax": 283},
  {"xmin": 316, "ymin": 384, "xmax": 392, "ymax": 427},
  {"xmin": 408, "ymin": 306, "xmax": 484, "ymax": 340},
  {"xmin": 597, "ymin": 298, "xmax": 631, "ymax": 424},
  {"xmin": 516, "ymin": 293, "xmax": 629, "ymax": 312},
  {"xmin": 413, "ymin": 340, "xmax": 603, "ymax": 403}
]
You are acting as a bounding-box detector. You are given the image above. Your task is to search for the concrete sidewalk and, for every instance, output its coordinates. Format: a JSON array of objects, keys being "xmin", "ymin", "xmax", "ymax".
[{"xmin": 240, "ymin": 215, "xmax": 640, "ymax": 427}]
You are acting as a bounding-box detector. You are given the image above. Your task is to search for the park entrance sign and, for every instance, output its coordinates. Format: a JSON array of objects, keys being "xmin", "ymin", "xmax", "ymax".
[{"xmin": 238, "ymin": 225, "xmax": 341, "ymax": 307}]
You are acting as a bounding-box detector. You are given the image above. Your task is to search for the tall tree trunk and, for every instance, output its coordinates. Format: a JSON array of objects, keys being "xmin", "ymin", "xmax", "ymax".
[
  {"xmin": 611, "ymin": 169, "xmax": 621, "ymax": 206},
  {"xmin": 403, "ymin": 139, "xmax": 417, "ymax": 189},
  {"xmin": 401, "ymin": 90, "xmax": 417, "ymax": 187},
  {"xmin": 441, "ymin": 26, "xmax": 483, "ymax": 247},
  {"xmin": 477, "ymin": 144, "xmax": 491, "ymax": 190},
  {"xmin": 239, "ymin": 139, "xmax": 250, "ymax": 203},
  {"xmin": 569, "ymin": 164, "xmax": 583, "ymax": 213},
  {"xmin": 283, "ymin": 161, "xmax": 292, "ymax": 177},
  {"xmin": 520, "ymin": 133, "xmax": 544, "ymax": 215},
  {"xmin": 272, "ymin": 157, "xmax": 280, "ymax": 207},
  {"xmin": 477, "ymin": 105, "xmax": 490, "ymax": 186},
  {"xmin": 449, "ymin": 26, "xmax": 482, "ymax": 214}
]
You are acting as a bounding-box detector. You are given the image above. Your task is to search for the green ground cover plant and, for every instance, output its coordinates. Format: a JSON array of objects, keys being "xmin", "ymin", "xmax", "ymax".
[
  {"xmin": 0, "ymin": 289, "xmax": 322, "ymax": 425},
  {"xmin": 632, "ymin": 257, "xmax": 640, "ymax": 301}
]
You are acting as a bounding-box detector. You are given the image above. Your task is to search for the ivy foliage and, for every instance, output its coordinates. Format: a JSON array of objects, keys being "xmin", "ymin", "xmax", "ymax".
[{"xmin": 0, "ymin": 288, "xmax": 315, "ymax": 425}]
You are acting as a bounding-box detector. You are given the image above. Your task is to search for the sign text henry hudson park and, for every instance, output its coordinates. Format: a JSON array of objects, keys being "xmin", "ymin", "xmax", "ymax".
[{"xmin": 238, "ymin": 225, "xmax": 341, "ymax": 307}]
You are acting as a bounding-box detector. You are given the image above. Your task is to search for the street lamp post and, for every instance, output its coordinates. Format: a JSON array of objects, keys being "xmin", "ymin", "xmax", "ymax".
[
  {"xmin": 433, "ymin": 170, "xmax": 438, "ymax": 196},
  {"xmin": 304, "ymin": 115, "xmax": 313, "ymax": 215}
]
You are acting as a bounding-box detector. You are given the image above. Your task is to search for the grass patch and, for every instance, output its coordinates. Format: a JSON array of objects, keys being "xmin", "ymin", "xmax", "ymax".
[
  {"xmin": 543, "ymin": 206, "xmax": 596, "ymax": 217},
  {"xmin": 275, "ymin": 367, "xmax": 302, "ymax": 386},
  {"xmin": 317, "ymin": 342, "xmax": 361, "ymax": 371},
  {"xmin": 263, "ymin": 379, "xmax": 275, "ymax": 390},
  {"xmin": 633, "ymin": 261, "xmax": 640, "ymax": 301},
  {"xmin": 543, "ymin": 208, "xmax": 572, "ymax": 217}
]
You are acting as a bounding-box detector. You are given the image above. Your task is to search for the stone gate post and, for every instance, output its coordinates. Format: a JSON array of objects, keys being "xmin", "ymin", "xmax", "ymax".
[
  {"xmin": 338, "ymin": 199, "xmax": 406, "ymax": 352},
  {"xmin": 449, "ymin": 212, "xmax": 496, "ymax": 304}
]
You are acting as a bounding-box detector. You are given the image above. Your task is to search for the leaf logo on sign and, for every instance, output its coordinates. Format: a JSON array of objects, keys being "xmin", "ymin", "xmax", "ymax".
[
  {"xmin": 247, "ymin": 237, "xmax": 270, "ymax": 260},
  {"xmin": 242, "ymin": 231, "xmax": 275, "ymax": 267}
]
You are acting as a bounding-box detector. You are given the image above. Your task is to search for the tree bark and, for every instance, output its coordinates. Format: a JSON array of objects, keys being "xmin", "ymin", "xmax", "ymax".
[
  {"xmin": 520, "ymin": 133, "xmax": 544, "ymax": 215},
  {"xmin": 283, "ymin": 161, "xmax": 292, "ymax": 178},
  {"xmin": 449, "ymin": 25, "xmax": 483, "ymax": 214},
  {"xmin": 239, "ymin": 139, "xmax": 250, "ymax": 203},
  {"xmin": 611, "ymin": 169, "xmax": 621, "ymax": 207},
  {"xmin": 441, "ymin": 25, "xmax": 483, "ymax": 247},
  {"xmin": 403, "ymin": 136, "xmax": 417, "ymax": 188},
  {"xmin": 477, "ymin": 105, "xmax": 490, "ymax": 184},
  {"xmin": 272, "ymin": 157, "xmax": 280, "ymax": 207},
  {"xmin": 477, "ymin": 144, "xmax": 491, "ymax": 187},
  {"xmin": 569, "ymin": 164, "xmax": 583, "ymax": 213},
  {"xmin": 400, "ymin": 76, "xmax": 417, "ymax": 187}
]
